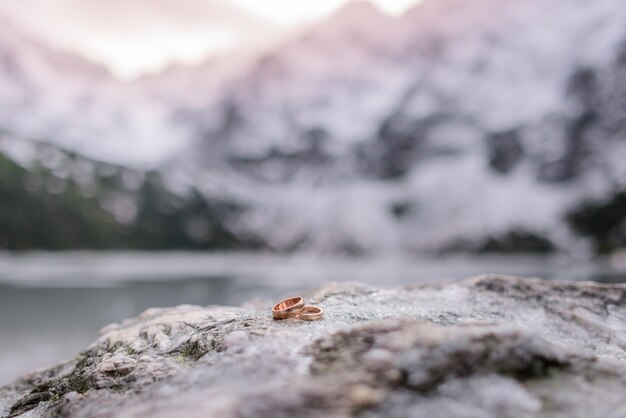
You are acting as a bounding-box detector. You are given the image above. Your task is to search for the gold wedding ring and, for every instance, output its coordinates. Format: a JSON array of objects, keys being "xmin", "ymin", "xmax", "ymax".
[
  {"xmin": 297, "ymin": 305, "xmax": 323, "ymax": 321},
  {"xmin": 272, "ymin": 296, "xmax": 305, "ymax": 320},
  {"xmin": 271, "ymin": 297, "xmax": 323, "ymax": 321}
]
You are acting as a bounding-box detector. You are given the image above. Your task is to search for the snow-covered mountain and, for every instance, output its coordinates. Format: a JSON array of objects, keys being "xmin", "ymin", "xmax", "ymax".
[
  {"xmin": 156, "ymin": 0, "xmax": 626, "ymax": 254},
  {"xmin": 0, "ymin": 19, "xmax": 183, "ymax": 166},
  {"xmin": 1, "ymin": 0, "xmax": 626, "ymax": 253}
]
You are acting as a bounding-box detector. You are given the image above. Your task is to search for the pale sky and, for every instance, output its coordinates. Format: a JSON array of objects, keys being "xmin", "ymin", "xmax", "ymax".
[{"xmin": 0, "ymin": 0, "xmax": 420, "ymax": 79}]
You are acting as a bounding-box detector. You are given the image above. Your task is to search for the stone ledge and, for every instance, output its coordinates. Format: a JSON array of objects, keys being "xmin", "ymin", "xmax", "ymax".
[{"xmin": 1, "ymin": 275, "xmax": 625, "ymax": 417}]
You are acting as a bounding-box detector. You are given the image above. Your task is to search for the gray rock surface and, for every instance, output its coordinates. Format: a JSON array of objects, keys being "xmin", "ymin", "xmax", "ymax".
[{"xmin": 1, "ymin": 275, "xmax": 625, "ymax": 418}]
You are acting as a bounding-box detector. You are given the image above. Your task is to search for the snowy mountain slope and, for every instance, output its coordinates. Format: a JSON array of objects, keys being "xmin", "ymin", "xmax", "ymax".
[
  {"xmin": 0, "ymin": 131, "xmax": 254, "ymax": 250},
  {"xmin": 0, "ymin": 19, "xmax": 184, "ymax": 166},
  {"xmin": 161, "ymin": 0, "xmax": 626, "ymax": 254},
  {"xmin": 1, "ymin": 0, "xmax": 625, "ymax": 253}
]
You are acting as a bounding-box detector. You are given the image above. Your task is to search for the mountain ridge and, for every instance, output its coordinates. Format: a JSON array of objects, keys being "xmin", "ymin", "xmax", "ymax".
[{"xmin": 1, "ymin": 0, "xmax": 626, "ymax": 253}]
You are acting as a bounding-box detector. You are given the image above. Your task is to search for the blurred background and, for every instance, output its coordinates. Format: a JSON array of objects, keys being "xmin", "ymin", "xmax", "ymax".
[{"xmin": 1, "ymin": 0, "xmax": 626, "ymax": 385}]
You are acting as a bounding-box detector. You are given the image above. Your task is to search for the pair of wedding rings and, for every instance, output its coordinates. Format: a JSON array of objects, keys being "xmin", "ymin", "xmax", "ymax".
[{"xmin": 272, "ymin": 296, "xmax": 323, "ymax": 321}]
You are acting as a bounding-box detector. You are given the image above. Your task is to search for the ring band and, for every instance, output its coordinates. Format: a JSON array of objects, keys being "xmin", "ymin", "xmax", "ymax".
[
  {"xmin": 297, "ymin": 305, "xmax": 323, "ymax": 321},
  {"xmin": 272, "ymin": 297, "xmax": 305, "ymax": 320}
]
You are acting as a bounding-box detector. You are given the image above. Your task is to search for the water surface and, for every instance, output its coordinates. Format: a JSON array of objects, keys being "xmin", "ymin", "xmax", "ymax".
[{"xmin": 1, "ymin": 251, "xmax": 624, "ymax": 386}]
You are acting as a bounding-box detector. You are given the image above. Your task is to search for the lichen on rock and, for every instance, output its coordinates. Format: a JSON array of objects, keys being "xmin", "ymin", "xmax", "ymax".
[{"xmin": 1, "ymin": 275, "xmax": 625, "ymax": 418}]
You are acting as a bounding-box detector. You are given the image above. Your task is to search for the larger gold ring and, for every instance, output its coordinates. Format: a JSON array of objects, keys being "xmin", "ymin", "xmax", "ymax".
[
  {"xmin": 297, "ymin": 305, "xmax": 323, "ymax": 321},
  {"xmin": 272, "ymin": 297, "xmax": 305, "ymax": 320}
]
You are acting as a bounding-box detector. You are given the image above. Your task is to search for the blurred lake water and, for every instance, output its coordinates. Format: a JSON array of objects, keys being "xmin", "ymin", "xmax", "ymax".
[{"xmin": 1, "ymin": 251, "xmax": 625, "ymax": 386}]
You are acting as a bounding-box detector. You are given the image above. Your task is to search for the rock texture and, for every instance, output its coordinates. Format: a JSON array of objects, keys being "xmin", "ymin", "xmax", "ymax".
[{"xmin": 1, "ymin": 275, "xmax": 626, "ymax": 418}]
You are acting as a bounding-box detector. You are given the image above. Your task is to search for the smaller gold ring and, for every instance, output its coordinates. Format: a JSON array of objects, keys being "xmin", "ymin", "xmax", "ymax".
[
  {"xmin": 272, "ymin": 297, "xmax": 305, "ymax": 320},
  {"xmin": 297, "ymin": 305, "xmax": 323, "ymax": 321}
]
